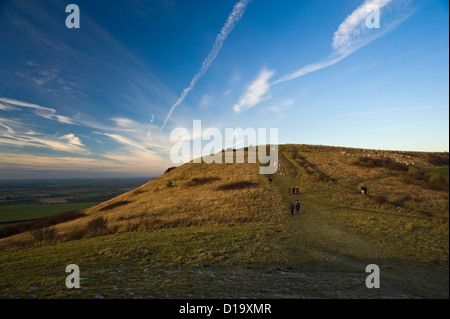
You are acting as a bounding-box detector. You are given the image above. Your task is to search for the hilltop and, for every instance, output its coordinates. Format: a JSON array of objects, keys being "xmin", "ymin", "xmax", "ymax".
[{"xmin": 0, "ymin": 145, "xmax": 448, "ymax": 298}]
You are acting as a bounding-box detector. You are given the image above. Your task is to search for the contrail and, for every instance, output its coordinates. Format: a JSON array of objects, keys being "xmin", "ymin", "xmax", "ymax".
[
  {"xmin": 161, "ymin": 0, "xmax": 251, "ymax": 130},
  {"xmin": 273, "ymin": 0, "xmax": 395, "ymax": 85},
  {"xmin": 234, "ymin": 0, "xmax": 413, "ymax": 112}
]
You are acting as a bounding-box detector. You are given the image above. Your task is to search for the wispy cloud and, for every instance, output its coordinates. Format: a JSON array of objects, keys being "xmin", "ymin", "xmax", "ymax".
[
  {"xmin": 60, "ymin": 133, "xmax": 84, "ymax": 147},
  {"xmin": 0, "ymin": 132, "xmax": 87, "ymax": 154},
  {"xmin": 0, "ymin": 101, "xmax": 18, "ymax": 111},
  {"xmin": 0, "ymin": 97, "xmax": 74, "ymax": 124},
  {"xmin": 0, "ymin": 153, "xmax": 114, "ymax": 170},
  {"xmin": 275, "ymin": 0, "xmax": 413, "ymax": 85},
  {"xmin": 233, "ymin": 69, "xmax": 275, "ymax": 112},
  {"xmin": 161, "ymin": 0, "xmax": 251, "ymax": 130},
  {"xmin": 272, "ymin": 54, "xmax": 348, "ymax": 85},
  {"xmin": 111, "ymin": 117, "xmax": 139, "ymax": 131},
  {"xmin": 0, "ymin": 122, "xmax": 15, "ymax": 134},
  {"xmin": 1, "ymin": 97, "xmax": 172, "ymax": 167},
  {"xmin": 102, "ymin": 149, "xmax": 168, "ymax": 170},
  {"xmin": 0, "ymin": 151, "xmax": 167, "ymax": 176},
  {"xmin": 234, "ymin": 0, "xmax": 413, "ymax": 111},
  {"xmin": 332, "ymin": 0, "xmax": 393, "ymax": 54},
  {"xmin": 0, "ymin": 113, "xmax": 87, "ymax": 154},
  {"xmin": 102, "ymin": 132, "xmax": 150, "ymax": 152}
]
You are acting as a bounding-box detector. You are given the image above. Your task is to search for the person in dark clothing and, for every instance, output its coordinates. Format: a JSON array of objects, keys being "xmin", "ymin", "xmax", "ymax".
[
  {"xmin": 268, "ymin": 178, "xmax": 272, "ymax": 184},
  {"xmin": 361, "ymin": 185, "xmax": 367, "ymax": 195},
  {"xmin": 295, "ymin": 200, "xmax": 300, "ymax": 214},
  {"xmin": 288, "ymin": 187, "xmax": 291, "ymax": 195},
  {"xmin": 289, "ymin": 202, "xmax": 294, "ymax": 215},
  {"xmin": 292, "ymin": 186, "xmax": 295, "ymax": 194},
  {"xmin": 296, "ymin": 186, "xmax": 299, "ymax": 194}
]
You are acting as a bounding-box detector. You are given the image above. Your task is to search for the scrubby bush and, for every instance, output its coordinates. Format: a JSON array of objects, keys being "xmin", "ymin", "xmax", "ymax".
[
  {"xmin": 99, "ymin": 201, "xmax": 130, "ymax": 212},
  {"xmin": 427, "ymin": 173, "xmax": 449, "ymax": 192},
  {"xmin": 216, "ymin": 181, "xmax": 257, "ymax": 191},
  {"xmin": 402, "ymin": 168, "xmax": 449, "ymax": 192},
  {"xmin": 0, "ymin": 211, "xmax": 86, "ymax": 239},
  {"xmin": 426, "ymin": 153, "xmax": 449, "ymax": 166},
  {"xmin": 187, "ymin": 177, "xmax": 221, "ymax": 187},
  {"xmin": 374, "ymin": 195, "xmax": 388, "ymax": 206},
  {"xmin": 353, "ymin": 156, "xmax": 408, "ymax": 171},
  {"xmin": 65, "ymin": 228, "xmax": 86, "ymax": 241},
  {"xmin": 86, "ymin": 216, "xmax": 108, "ymax": 236},
  {"xmin": 30, "ymin": 227, "xmax": 57, "ymax": 243},
  {"xmin": 164, "ymin": 167, "xmax": 176, "ymax": 174}
]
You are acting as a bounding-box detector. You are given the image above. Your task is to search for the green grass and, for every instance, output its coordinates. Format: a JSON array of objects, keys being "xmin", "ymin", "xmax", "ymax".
[
  {"xmin": 0, "ymin": 223, "xmax": 284, "ymax": 298},
  {"xmin": 430, "ymin": 167, "xmax": 449, "ymax": 176},
  {"xmin": 0, "ymin": 145, "xmax": 448, "ymax": 298},
  {"xmin": 0, "ymin": 203, "xmax": 97, "ymax": 223}
]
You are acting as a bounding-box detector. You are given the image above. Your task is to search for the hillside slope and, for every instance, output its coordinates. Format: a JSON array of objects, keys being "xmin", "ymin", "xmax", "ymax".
[
  {"xmin": 0, "ymin": 145, "xmax": 448, "ymax": 298},
  {"xmin": 0, "ymin": 151, "xmax": 285, "ymax": 250}
]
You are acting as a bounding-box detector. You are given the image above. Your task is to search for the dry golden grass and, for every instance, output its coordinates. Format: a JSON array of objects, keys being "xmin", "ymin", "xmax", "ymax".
[
  {"xmin": 0, "ymin": 145, "xmax": 448, "ymax": 298},
  {"xmin": 1, "ymin": 145, "xmax": 447, "ymax": 252},
  {"xmin": 281, "ymin": 144, "xmax": 449, "ymax": 218},
  {"xmin": 0, "ymin": 151, "xmax": 285, "ymax": 251}
]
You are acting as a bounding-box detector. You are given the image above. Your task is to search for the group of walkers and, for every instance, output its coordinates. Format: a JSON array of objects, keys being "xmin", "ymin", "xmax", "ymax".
[
  {"xmin": 288, "ymin": 185, "xmax": 301, "ymax": 215},
  {"xmin": 288, "ymin": 186, "xmax": 299, "ymax": 195},
  {"xmin": 275, "ymin": 176, "xmax": 370, "ymax": 215},
  {"xmin": 289, "ymin": 200, "xmax": 300, "ymax": 215}
]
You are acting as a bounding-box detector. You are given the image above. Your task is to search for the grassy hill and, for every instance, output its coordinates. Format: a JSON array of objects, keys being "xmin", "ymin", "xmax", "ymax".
[{"xmin": 0, "ymin": 145, "xmax": 448, "ymax": 298}]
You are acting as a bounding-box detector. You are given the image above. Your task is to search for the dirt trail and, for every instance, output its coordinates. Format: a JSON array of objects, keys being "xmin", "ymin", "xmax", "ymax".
[{"xmin": 265, "ymin": 155, "xmax": 449, "ymax": 298}]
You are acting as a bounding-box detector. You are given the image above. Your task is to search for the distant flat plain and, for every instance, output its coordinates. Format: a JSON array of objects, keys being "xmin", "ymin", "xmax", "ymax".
[{"xmin": 0, "ymin": 178, "xmax": 150, "ymax": 224}]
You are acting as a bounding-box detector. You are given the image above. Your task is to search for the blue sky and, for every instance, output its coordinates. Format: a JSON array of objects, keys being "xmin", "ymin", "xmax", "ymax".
[{"xmin": 0, "ymin": 0, "xmax": 448, "ymax": 179}]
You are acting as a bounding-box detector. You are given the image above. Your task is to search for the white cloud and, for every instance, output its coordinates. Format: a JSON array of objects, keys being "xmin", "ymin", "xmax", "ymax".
[
  {"xmin": 0, "ymin": 150, "xmax": 168, "ymax": 175},
  {"xmin": 161, "ymin": 0, "xmax": 251, "ymax": 129},
  {"xmin": 0, "ymin": 153, "xmax": 118, "ymax": 171},
  {"xmin": 0, "ymin": 97, "xmax": 74, "ymax": 124},
  {"xmin": 111, "ymin": 117, "xmax": 139, "ymax": 129},
  {"xmin": 332, "ymin": 0, "xmax": 393, "ymax": 54},
  {"xmin": 0, "ymin": 116, "xmax": 87, "ymax": 153},
  {"xmin": 233, "ymin": 69, "xmax": 275, "ymax": 112},
  {"xmin": 94, "ymin": 116, "xmax": 172, "ymax": 154},
  {"xmin": 60, "ymin": 133, "xmax": 84, "ymax": 146},
  {"xmin": 102, "ymin": 149, "xmax": 168, "ymax": 170},
  {"xmin": 0, "ymin": 122, "xmax": 15, "ymax": 134},
  {"xmin": 103, "ymin": 132, "xmax": 148, "ymax": 151},
  {"xmin": 55, "ymin": 115, "xmax": 74, "ymax": 124},
  {"xmin": 235, "ymin": 0, "xmax": 413, "ymax": 110},
  {"xmin": 275, "ymin": 0, "xmax": 411, "ymax": 85},
  {"xmin": 0, "ymin": 102, "xmax": 18, "ymax": 111},
  {"xmin": 0, "ymin": 134, "xmax": 87, "ymax": 154},
  {"xmin": 0, "ymin": 97, "xmax": 54, "ymax": 112},
  {"xmin": 272, "ymin": 54, "xmax": 347, "ymax": 85}
]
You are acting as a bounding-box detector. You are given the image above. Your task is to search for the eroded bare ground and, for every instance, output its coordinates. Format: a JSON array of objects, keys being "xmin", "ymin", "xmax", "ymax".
[{"xmin": 52, "ymin": 261, "xmax": 447, "ymax": 299}]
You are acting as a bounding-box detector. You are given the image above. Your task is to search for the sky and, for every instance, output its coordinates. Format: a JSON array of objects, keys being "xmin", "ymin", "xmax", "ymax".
[{"xmin": 0, "ymin": 0, "xmax": 448, "ymax": 179}]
